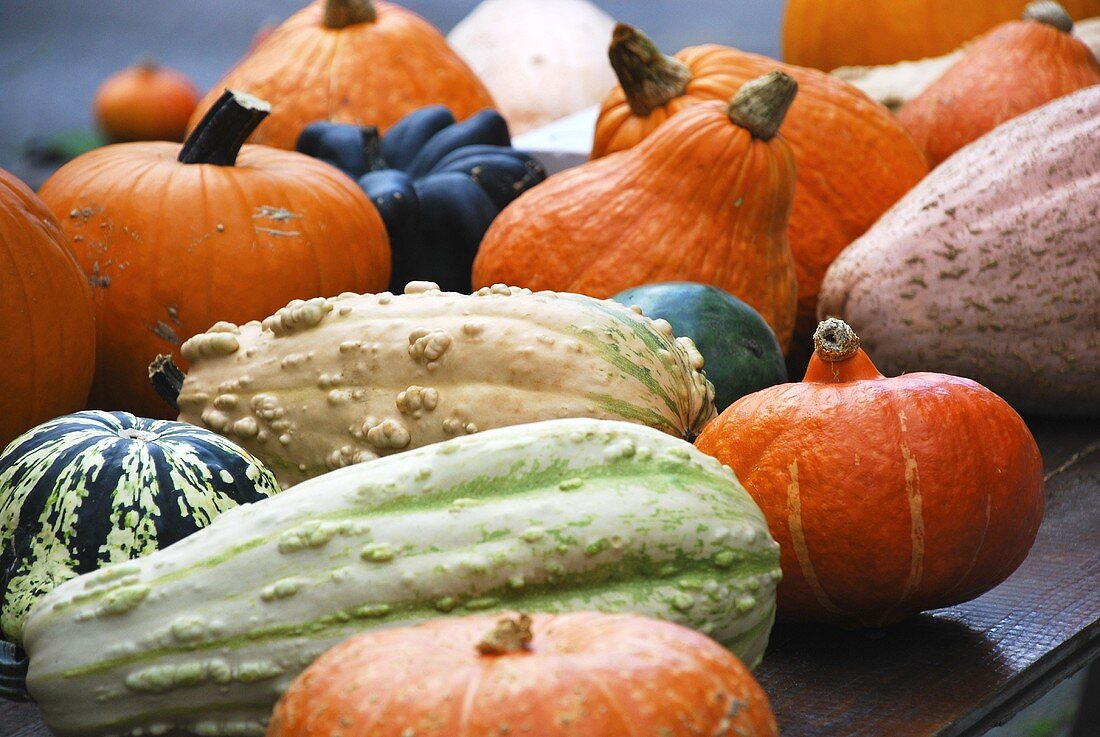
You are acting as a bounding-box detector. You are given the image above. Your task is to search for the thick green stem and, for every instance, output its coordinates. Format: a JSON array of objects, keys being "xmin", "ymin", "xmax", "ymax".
[
  {"xmin": 608, "ymin": 23, "xmax": 693, "ymax": 117},
  {"xmin": 149, "ymin": 354, "xmax": 185, "ymax": 411},
  {"xmin": 178, "ymin": 90, "xmax": 270, "ymax": 166},
  {"xmin": 324, "ymin": 0, "xmax": 376, "ymax": 28},
  {"xmin": 1023, "ymin": 2, "xmax": 1074, "ymax": 32},
  {"xmin": 727, "ymin": 71, "xmax": 798, "ymax": 141}
]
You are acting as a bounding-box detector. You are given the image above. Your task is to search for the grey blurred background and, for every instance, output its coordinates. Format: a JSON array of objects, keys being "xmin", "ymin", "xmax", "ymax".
[{"xmin": 0, "ymin": 0, "xmax": 783, "ymax": 186}]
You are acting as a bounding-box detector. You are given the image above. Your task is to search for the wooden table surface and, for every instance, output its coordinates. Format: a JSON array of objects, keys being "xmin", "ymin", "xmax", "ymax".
[{"xmin": 1, "ymin": 415, "xmax": 1095, "ymax": 736}]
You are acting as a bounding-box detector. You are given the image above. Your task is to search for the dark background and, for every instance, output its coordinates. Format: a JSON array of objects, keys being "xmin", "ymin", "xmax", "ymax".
[{"xmin": 0, "ymin": 1, "xmax": 783, "ymax": 185}]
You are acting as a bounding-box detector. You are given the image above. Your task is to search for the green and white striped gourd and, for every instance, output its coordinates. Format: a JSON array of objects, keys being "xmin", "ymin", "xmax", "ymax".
[
  {"xmin": 169, "ymin": 281, "xmax": 716, "ymax": 487},
  {"xmin": 0, "ymin": 411, "xmax": 279, "ymax": 646},
  {"xmin": 23, "ymin": 418, "xmax": 780, "ymax": 737}
]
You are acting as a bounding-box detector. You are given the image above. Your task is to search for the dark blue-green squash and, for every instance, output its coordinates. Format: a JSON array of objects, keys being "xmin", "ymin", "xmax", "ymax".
[
  {"xmin": 0, "ymin": 411, "xmax": 279, "ymax": 664},
  {"xmin": 613, "ymin": 282, "xmax": 788, "ymax": 412},
  {"xmin": 296, "ymin": 107, "xmax": 546, "ymax": 293}
]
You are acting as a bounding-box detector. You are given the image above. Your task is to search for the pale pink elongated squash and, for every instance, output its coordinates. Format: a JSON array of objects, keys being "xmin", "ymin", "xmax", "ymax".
[{"xmin": 818, "ymin": 86, "xmax": 1100, "ymax": 416}]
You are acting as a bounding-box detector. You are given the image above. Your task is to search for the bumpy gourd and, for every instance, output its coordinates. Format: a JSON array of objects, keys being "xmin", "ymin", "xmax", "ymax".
[
  {"xmin": 24, "ymin": 418, "xmax": 780, "ymax": 737},
  {"xmin": 169, "ymin": 282, "xmax": 716, "ymax": 487}
]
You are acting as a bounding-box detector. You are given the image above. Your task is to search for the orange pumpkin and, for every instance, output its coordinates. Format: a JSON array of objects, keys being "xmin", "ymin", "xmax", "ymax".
[
  {"xmin": 93, "ymin": 58, "xmax": 200, "ymax": 142},
  {"xmin": 695, "ymin": 319, "xmax": 1045, "ymax": 628},
  {"xmin": 782, "ymin": 0, "xmax": 1100, "ymax": 70},
  {"xmin": 593, "ymin": 25, "xmax": 928, "ymax": 365},
  {"xmin": 898, "ymin": 2, "xmax": 1100, "ymax": 167},
  {"xmin": 473, "ymin": 72, "xmax": 800, "ymax": 350},
  {"xmin": 0, "ymin": 170, "xmax": 95, "ymax": 448},
  {"xmin": 38, "ymin": 90, "xmax": 390, "ymax": 418},
  {"xmin": 188, "ymin": 0, "xmax": 495, "ymax": 149},
  {"xmin": 269, "ymin": 612, "xmax": 779, "ymax": 737}
]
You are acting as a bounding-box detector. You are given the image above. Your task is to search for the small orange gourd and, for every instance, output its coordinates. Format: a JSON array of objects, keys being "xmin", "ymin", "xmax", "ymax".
[
  {"xmin": 898, "ymin": 1, "xmax": 1100, "ymax": 167},
  {"xmin": 0, "ymin": 170, "xmax": 95, "ymax": 448},
  {"xmin": 695, "ymin": 319, "xmax": 1045, "ymax": 628},
  {"xmin": 38, "ymin": 91, "xmax": 390, "ymax": 418},
  {"xmin": 473, "ymin": 71, "xmax": 800, "ymax": 350},
  {"xmin": 592, "ymin": 25, "xmax": 928, "ymax": 366},
  {"xmin": 188, "ymin": 0, "xmax": 495, "ymax": 149},
  {"xmin": 93, "ymin": 58, "xmax": 200, "ymax": 142},
  {"xmin": 269, "ymin": 612, "xmax": 779, "ymax": 737}
]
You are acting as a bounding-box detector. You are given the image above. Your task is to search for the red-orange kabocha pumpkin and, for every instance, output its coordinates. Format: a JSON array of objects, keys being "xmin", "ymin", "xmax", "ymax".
[
  {"xmin": 269, "ymin": 612, "xmax": 779, "ymax": 737},
  {"xmin": 473, "ymin": 71, "xmax": 800, "ymax": 350},
  {"xmin": 898, "ymin": 1, "xmax": 1100, "ymax": 167},
  {"xmin": 694, "ymin": 319, "xmax": 1045, "ymax": 628},
  {"xmin": 593, "ymin": 24, "xmax": 928, "ymax": 366},
  {"xmin": 0, "ymin": 170, "xmax": 95, "ymax": 449},
  {"xmin": 188, "ymin": 0, "xmax": 495, "ymax": 149},
  {"xmin": 38, "ymin": 91, "xmax": 390, "ymax": 419}
]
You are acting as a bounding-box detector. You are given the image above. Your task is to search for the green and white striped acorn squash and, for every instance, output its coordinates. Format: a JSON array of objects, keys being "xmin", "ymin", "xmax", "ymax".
[
  {"xmin": 0, "ymin": 411, "xmax": 280, "ymax": 645},
  {"xmin": 170, "ymin": 281, "xmax": 717, "ymax": 487},
  {"xmin": 23, "ymin": 418, "xmax": 780, "ymax": 737}
]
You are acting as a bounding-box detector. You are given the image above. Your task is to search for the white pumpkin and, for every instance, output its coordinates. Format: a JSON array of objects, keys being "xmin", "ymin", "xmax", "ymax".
[
  {"xmin": 447, "ymin": 0, "xmax": 618, "ymax": 134},
  {"xmin": 1077, "ymin": 17, "xmax": 1100, "ymax": 59}
]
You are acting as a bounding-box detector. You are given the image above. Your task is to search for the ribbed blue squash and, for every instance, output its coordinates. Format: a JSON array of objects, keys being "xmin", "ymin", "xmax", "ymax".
[{"xmin": 0, "ymin": 411, "xmax": 280, "ymax": 648}]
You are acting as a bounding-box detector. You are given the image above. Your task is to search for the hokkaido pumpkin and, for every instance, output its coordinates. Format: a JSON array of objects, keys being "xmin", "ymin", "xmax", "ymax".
[
  {"xmin": 898, "ymin": 2, "xmax": 1100, "ymax": 167},
  {"xmin": 0, "ymin": 170, "xmax": 95, "ymax": 449},
  {"xmin": 819, "ymin": 86, "xmax": 1100, "ymax": 417},
  {"xmin": 592, "ymin": 25, "xmax": 928, "ymax": 362},
  {"xmin": 38, "ymin": 90, "xmax": 390, "ymax": 419},
  {"xmin": 695, "ymin": 319, "xmax": 1045, "ymax": 628},
  {"xmin": 270, "ymin": 612, "xmax": 779, "ymax": 737},
  {"xmin": 782, "ymin": 0, "xmax": 1100, "ymax": 70},
  {"xmin": 473, "ymin": 71, "xmax": 801, "ymax": 350},
  {"xmin": 93, "ymin": 58, "xmax": 199, "ymax": 142},
  {"xmin": 188, "ymin": 0, "xmax": 495, "ymax": 149}
]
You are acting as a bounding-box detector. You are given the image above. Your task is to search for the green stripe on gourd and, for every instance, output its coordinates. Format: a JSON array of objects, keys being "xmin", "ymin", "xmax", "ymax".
[
  {"xmin": 23, "ymin": 418, "xmax": 779, "ymax": 737},
  {"xmin": 171, "ymin": 282, "xmax": 716, "ymax": 488},
  {"xmin": 0, "ymin": 411, "xmax": 279, "ymax": 650}
]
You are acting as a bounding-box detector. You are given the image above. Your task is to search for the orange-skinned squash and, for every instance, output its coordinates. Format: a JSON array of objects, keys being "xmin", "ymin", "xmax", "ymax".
[
  {"xmin": 473, "ymin": 72, "xmax": 800, "ymax": 351},
  {"xmin": 898, "ymin": 2, "xmax": 1100, "ymax": 167},
  {"xmin": 695, "ymin": 319, "xmax": 1045, "ymax": 628},
  {"xmin": 188, "ymin": 0, "xmax": 495, "ymax": 149},
  {"xmin": 592, "ymin": 25, "xmax": 928, "ymax": 366}
]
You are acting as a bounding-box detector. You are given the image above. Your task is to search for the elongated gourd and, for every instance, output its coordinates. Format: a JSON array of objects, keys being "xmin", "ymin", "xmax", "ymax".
[
  {"xmin": 169, "ymin": 282, "xmax": 716, "ymax": 487},
  {"xmin": 24, "ymin": 418, "xmax": 781, "ymax": 737}
]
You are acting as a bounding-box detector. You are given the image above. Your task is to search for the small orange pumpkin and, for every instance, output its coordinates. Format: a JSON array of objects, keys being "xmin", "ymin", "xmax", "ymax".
[
  {"xmin": 269, "ymin": 612, "xmax": 779, "ymax": 737},
  {"xmin": 782, "ymin": 0, "xmax": 1100, "ymax": 70},
  {"xmin": 93, "ymin": 58, "xmax": 200, "ymax": 142},
  {"xmin": 38, "ymin": 90, "xmax": 390, "ymax": 418},
  {"xmin": 473, "ymin": 72, "xmax": 800, "ymax": 350},
  {"xmin": 0, "ymin": 170, "xmax": 95, "ymax": 448},
  {"xmin": 898, "ymin": 2, "xmax": 1100, "ymax": 167},
  {"xmin": 188, "ymin": 0, "xmax": 495, "ymax": 149},
  {"xmin": 695, "ymin": 319, "xmax": 1045, "ymax": 628},
  {"xmin": 593, "ymin": 25, "xmax": 928, "ymax": 368}
]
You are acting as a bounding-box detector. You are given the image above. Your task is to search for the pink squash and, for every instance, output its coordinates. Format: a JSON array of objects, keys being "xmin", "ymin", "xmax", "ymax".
[{"xmin": 818, "ymin": 86, "xmax": 1100, "ymax": 416}]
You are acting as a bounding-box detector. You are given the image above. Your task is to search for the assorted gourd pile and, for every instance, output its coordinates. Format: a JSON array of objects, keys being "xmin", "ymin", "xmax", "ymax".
[{"xmin": 0, "ymin": 0, "xmax": 1096, "ymax": 734}]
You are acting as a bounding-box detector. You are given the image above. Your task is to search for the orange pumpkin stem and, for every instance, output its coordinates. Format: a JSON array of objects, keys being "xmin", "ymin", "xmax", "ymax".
[
  {"xmin": 727, "ymin": 72, "xmax": 798, "ymax": 141},
  {"xmin": 178, "ymin": 89, "xmax": 271, "ymax": 166},
  {"xmin": 324, "ymin": 0, "xmax": 377, "ymax": 28},
  {"xmin": 803, "ymin": 317, "xmax": 885, "ymax": 383},
  {"xmin": 475, "ymin": 613, "xmax": 534, "ymax": 655},
  {"xmin": 1023, "ymin": 1, "xmax": 1074, "ymax": 32},
  {"xmin": 608, "ymin": 23, "xmax": 693, "ymax": 116}
]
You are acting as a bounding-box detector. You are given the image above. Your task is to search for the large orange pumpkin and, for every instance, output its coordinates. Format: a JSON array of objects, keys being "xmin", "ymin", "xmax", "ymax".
[
  {"xmin": 473, "ymin": 72, "xmax": 800, "ymax": 350},
  {"xmin": 898, "ymin": 2, "xmax": 1100, "ymax": 167},
  {"xmin": 188, "ymin": 0, "xmax": 495, "ymax": 149},
  {"xmin": 0, "ymin": 170, "xmax": 95, "ymax": 448},
  {"xmin": 38, "ymin": 90, "xmax": 390, "ymax": 419},
  {"xmin": 695, "ymin": 319, "xmax": 1045, "ymax": 628},
  {"xmin": 269, "ymin": 612, "xmax": 779, "ymax": 737},
  {"xmin": 782, "ymin": 0, "xmax": 1100, "ymax": 70},
  {"xmin": 593, "ymin": 25, "xmax": 928, "ymax": 369}
]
